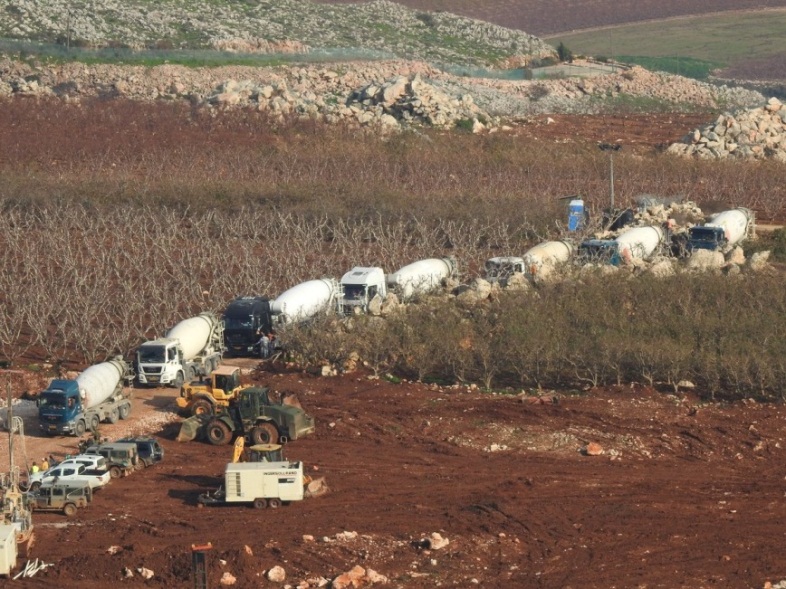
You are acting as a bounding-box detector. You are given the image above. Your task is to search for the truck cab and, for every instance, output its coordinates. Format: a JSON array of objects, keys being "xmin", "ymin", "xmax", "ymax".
[
  {"xmin": 223, "ymin": 296, "xmax": 273, "ymax": 356},
  {"xmin": 339, "ymin": 267, "xmax": 387, "ymax": 315},
  {"xmin": 484, "ymin": 257, "xmax": 525, "ymax": 285},
  {"xmin": 687, "ymin": 226, "xmax": 725, "ymax": 251},
  {"xmin": 37, "ymin": 380, "xmax": 84, "ymax": 436},
  {"xmin": 578, "ymin": 239, "xmax": 620, "ymax": 265},
  {"xmin": 31, "ymin": 481, "xmax": 92, "ymax": 516},
  {"xmin": 136, "ymin": 338, "xmax": 185, "ymax": 387}
]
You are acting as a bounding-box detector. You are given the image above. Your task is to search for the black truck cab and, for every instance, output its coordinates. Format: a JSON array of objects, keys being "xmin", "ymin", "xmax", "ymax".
[{"xmin": 223, "ymin": 296, "xmax": 273, "ymax": 357}]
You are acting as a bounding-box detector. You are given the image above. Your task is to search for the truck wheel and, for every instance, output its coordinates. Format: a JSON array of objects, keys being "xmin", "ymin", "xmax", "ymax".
[
  {"xmin": 118, "ymin": 404, "xmax": 130, "ymax": 420},
  {"xmin": 109, "ymin": 465, "xmax": 122, "ymax": 479},
  {"xmin": 89, "ymin": 414, "xmax": 100, "ymax": 432},
  {"xmin": 191, "ymin": 399, "xmax": 214, "ymax": 417},
  {"xmin": 107, "ymin": 407, "xmax": 120, "ymax": 424},
  {"xmin": 63, "ymin": 503, "xmax": 77, "ymax": 517},
  {"xmin": 252, "ymin": 498, "xmax": 267, "ymax": 509},
  {"xmin": 74, "ymin": 420, "xmax": 86, "ymax": 437},
  {"xmin": 251, "ymin": 423, "xmax": 279, "ymax": 445},
  {"xmin": 172, "ymin": 372, "xmax": 184, "ymax": 389},
  {"xmin": 268, "ymin": 498, "xmax": 282, "ymax": 509},
  {"xmin": 206, "ymin": 420, "xmax": 232, "ymax": 446}
]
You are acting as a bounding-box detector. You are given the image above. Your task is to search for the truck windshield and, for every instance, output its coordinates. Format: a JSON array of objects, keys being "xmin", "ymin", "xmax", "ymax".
[
  {"xmin": 38, "ymin": 393, "xmax": 66, "ymax": 409},
  {"xmin": 224, "ymin": 317, "xmax": 253, "ymax": 330},
  {"xmin": 689, "ymin": 227, "xmax": 721, "ymax": 242},
  {"xmin": 343, "ymin": 285, "xmax": 366, "ymax": 300},
  {"xmin": 138, "ymin": 345, "xmax": 165, "ymax": 363}
]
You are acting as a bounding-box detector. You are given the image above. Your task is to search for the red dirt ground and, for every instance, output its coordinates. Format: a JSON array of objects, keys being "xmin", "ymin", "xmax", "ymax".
[{"xmin": 3, "ymin": 357, "xmax": 786, "ymax": 588}]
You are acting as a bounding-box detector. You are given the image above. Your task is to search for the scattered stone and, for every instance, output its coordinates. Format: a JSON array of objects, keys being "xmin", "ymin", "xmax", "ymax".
[
  {"xmin": 137, "ymin": 567, "xmax": 154, "ymax": 580},
  {"xmin": 267, "ymin": 565, "xmax": 286, "ymax": 582},
  {"xmin": 220, "ymin": 571, "xmax": 237, "ymax": 586},
  {"xmin": 583, "ymin": 442, "xmax": 604, "ymax": 456}
]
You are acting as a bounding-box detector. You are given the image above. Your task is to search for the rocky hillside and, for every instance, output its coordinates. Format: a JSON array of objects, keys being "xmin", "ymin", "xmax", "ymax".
[
  {"xmin": 0, "ymin": 58, "xmax": 767, "ymax": 133},
  {"xmin": 1, "ymin": 0, "xmax": 553, "ymax": 67}
]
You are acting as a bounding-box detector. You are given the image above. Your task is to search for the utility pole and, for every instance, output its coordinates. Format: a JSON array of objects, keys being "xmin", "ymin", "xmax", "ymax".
[{"xmin": 598, "ymin": 143, "xmax": 621, "ymax": 211}]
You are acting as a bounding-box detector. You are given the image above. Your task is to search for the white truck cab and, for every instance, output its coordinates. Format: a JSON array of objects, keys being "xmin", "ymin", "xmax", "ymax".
[{"xmin": 338, "ymin": 267, "xmax": 387, "ymax": 314}]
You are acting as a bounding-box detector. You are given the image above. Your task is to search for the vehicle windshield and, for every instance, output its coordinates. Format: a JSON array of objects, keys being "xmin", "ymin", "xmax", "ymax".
[
  {"xmin": 38, "ymin": 392, "xmax": 67, "ymax": 409},
  {"xmin": 137, "ymin": 345, "xmax": 166, "ymax": 363},
  {"xmin": 343, "ymin": 285, "xmax": 366, "ymax": 300},
  {"xmin": 690, "ymin": 227, "xmax": 721, "ymax": 242},
  {"xmin": 224, "ymin": 317, "xmax": 254, "ymax": 330}
]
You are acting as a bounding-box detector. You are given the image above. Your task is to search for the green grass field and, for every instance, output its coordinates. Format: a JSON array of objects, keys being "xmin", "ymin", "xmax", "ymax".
[{"xmin": 544, "ymin": 9, "xmax": 786, "ymax": 78}]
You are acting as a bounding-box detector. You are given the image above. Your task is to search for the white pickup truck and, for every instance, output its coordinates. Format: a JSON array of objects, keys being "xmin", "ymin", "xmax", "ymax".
[{"xmin": 27, "ymin": 461, "xmax": 111, "ymax": 492}]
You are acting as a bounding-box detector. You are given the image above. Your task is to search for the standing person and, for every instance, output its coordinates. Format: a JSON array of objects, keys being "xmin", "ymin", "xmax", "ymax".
[
  {"xmin": 257, "ymin": 332, "xmax": 270, "ymax": 359},
  {"xmin": 48, "ymin": 454, "xmax": 58, "ymax": 467},
  {"xmin": 40, "ymin": 457, "xmax": 49, "ymax": 471},
  {"xmin": 30, "ymin": 462, "xmax": 39, "ymax": 474}
]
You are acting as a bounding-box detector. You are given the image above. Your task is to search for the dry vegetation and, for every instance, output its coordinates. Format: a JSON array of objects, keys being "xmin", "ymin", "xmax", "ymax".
[
  {"xmin": 311, "ymin": 0, "xmax": 786, "ymax": 36},
  {"xmin": 3, "ymin": 98, "xmax": 786, "ymax": 400}
]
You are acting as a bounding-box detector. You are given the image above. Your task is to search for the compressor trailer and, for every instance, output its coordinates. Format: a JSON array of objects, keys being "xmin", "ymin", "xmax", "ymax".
[{"xmin": 198, "ymin": 460, "xmax": 304, "ymax": 509}]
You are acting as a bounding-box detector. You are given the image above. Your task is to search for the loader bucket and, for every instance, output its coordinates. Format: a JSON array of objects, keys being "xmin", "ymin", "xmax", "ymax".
[
  {"xmin": 177, "ymin": 415, "xmax": 209, "ymax": 442},
  {"xmin": 304, "ymin": 476, "xmax": 329, "ymax": 498}
]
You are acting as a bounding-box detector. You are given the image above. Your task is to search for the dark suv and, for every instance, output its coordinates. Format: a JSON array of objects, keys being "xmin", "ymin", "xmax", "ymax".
[{"xmin": 117, "ymin": 436, "xmax": 165, "ymax": 467}]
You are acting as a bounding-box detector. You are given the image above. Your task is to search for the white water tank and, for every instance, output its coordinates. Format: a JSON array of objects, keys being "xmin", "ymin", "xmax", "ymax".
[
  {"xmin": 387, "ymin": 257, "xmax": 456, "ymax": 301},
  {"xmin": 166, "ymin": 313, "xmax": 219, "ymax": 361},
  {"xmin": 705, "ymin": 208, "xmax": 752, "ymax": 247},
  {"xmin": 271, "ymin": 278, "xmax": 338, "ymax": 323},
  {"xmin": 75, "ymin": 358, "xmax": 127, "ymax": 412},
  {"xmin": 615, "ymin": 226, "xmax": 664, "ymax": 263},
  {"xmin": 522, "ymin": 241, "xmax": 574, "ymax": 276}
]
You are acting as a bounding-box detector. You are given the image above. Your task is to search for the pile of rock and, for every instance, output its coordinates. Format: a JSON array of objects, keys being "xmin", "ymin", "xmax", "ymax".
[
  {"xmin": 347, "ymin": 74, "xmax": 493, "ymax": 129},
  {"xmin": 668, "ymin": 97, "xmax": 786, "ymax": 160}
]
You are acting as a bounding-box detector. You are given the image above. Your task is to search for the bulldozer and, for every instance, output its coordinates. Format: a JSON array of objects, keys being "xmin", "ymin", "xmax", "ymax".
[
  {"xmin": 175, "ymin": 365, "xmax": 247, "ymax": 417},
  {"xmin": 177, "ymin": 386, "xmax": 315, "ymax": 445}
]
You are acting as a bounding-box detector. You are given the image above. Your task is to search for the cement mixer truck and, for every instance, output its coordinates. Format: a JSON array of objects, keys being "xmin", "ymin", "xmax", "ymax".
[
  {"xmin": 386, "ymin": 257, "xmax": 457, "ymax": 301},
  {"xmin": 486, "ymin": 241, "xmax": 574, "ymax": 284},
  {"xmin": 136, "ymin": 312, "xmax": 224, "ymax": 388},
  {"xmin": 579, "ymin": 226, "xmax": 665, "ymax": 266},
  {"xmin": 38, "ymin": 357, "xmax": 134, "ymax": 437},
  {"xmin": 687, "ymin": 207, "xmax": 754, "ymax": 252},
  {"xmin": 271, "ymin": 278, "xmax": 340, "ymax": 325}
]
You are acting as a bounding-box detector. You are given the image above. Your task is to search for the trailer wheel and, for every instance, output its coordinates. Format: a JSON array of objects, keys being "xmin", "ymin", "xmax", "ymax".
[
  {"xmin": 74, "ymin": 420, "xmax": 86, "ymax": 437},
  {"xmin": 206, "ymin": 420, "xmax": 232, "ymax": 446},
  {"xmin": 268, "ymin": 498, "xmax": 281, "ymax": 509},
  {"xmin": 251, "ymin": 423, "xmax": 279, "ymax": 445},
  {"xmin": 253, "ymin": 498, "xmax": 267, "ymax": 509},
  {"xmin": 107, "ymin": 407, "xmax": 120, "ymax": 424},
  {"xmin": 191, "ymin": 399, "xmax": 214, "ymax": 417},
  {"xmin": 89, "ymin": 414, "xmax": 100, "ymax": 432},
  {"xmin": 63, "ymin": 503, "xmax": 77, "ymax": 517},
  {"xmin": 118, "ymin": 404, "xmax": 130, "ymax": 420}
]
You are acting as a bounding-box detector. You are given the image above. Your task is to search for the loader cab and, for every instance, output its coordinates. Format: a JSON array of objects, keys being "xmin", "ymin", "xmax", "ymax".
[
  {"xmin": 211, "ymin": 366, "xmax": 242, "ymax": 397},
  {"xmin": 223, "ymin": 296, "xmax": 273, "ymax": 356}
]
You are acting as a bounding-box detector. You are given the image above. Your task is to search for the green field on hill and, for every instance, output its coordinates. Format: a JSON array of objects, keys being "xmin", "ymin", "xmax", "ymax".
[{"xmin": 544, "ymin": 9, "xmax": 786, "ymax": 78}]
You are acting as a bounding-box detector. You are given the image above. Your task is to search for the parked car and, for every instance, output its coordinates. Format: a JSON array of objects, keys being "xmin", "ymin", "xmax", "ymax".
[
  {"xmin": 30, "ymin": 480, "xmax": 92, "ymax": 516},
  {"xmin": 52, "ymin": 454, "xmax": 108, "ymax": 473},
  {"xmin": 26, "ymin": 463, "xmax": 110, "ymax": 492},
  {"xmin": 116, "ymin": 436, "xmax": 164, "ymax": 467},
  {"xmin": 83, "ymin": 441, "xmax": 140, "ymax": 478}
]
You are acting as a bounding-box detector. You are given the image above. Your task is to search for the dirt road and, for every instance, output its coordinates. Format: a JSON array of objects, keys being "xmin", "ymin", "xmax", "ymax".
[{"xmin": 3, "ymin": 360, "xmax": 786, "ymax": 588}]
